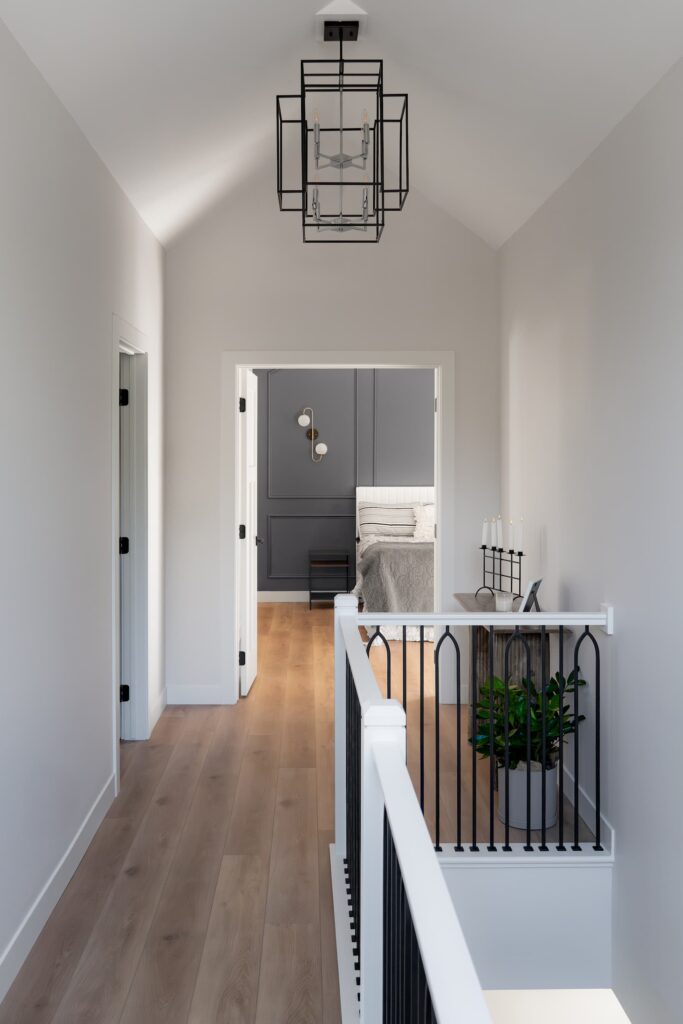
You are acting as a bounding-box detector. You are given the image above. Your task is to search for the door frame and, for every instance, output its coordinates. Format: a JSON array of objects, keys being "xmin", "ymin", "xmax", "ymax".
[
  {"xmin": 221, "ymin": 349, "xmax": 453, "ymax": 706},
  {"xmin": 111, "ymin": 317, "xmax": 149, "ymax": 786}
]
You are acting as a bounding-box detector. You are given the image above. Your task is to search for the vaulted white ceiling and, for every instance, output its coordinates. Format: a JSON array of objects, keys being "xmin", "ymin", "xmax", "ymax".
[{"xmin": 3, "ymin": 0, "xmax": 683, "ymax": 247}]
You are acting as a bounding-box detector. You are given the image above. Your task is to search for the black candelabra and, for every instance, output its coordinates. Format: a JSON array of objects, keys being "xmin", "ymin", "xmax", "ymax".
[{"xmin": 475, "ymin": 545, "xmax": 524, "ymax": 598}]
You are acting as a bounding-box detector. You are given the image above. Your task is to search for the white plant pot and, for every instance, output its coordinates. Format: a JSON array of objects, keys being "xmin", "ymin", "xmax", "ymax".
[{"xmin": 497, "ymin": 763, "xmax": 558, "ymax": 830}]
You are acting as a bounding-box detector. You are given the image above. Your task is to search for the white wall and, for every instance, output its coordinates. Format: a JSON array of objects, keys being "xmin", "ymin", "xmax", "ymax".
[
  {"xmin": 501, "ymin": 58, "xmax": 683, "ymax": 1024},
  {"xmin": 443, "ymin": 860, "xmax": 612, "ymax": 990},
  {"xmin": 164, "ymin": 166, "xmax": 500, "ymax": 702},
  {"xmin": 0, "ymin": 22, "xmax": 164, "ymax": 998}
]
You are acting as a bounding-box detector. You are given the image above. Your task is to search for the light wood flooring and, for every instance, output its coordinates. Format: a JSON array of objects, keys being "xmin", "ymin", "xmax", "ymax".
[
  {"xmin": 0, "ymin": 603, "xmax": 593, "ymax": 1024},
  {"xmin": 0, "ymin": 603, "xmax": 340, "ymax": 1024}
]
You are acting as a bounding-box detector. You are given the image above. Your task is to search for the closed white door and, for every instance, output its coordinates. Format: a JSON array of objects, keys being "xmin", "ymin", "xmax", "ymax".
[{"xmin": 238, "ymin": 369, "xmax": 258, "ymax": 695}]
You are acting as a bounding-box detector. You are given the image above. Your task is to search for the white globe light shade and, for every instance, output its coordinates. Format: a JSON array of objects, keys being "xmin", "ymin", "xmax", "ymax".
[
  {"xmin": 297, "ymin": 412, "xmax": 311, "ymax": 427},
  {"xmin": 315, "ymin": 441, "xmax": 328, "ymax": 456}
]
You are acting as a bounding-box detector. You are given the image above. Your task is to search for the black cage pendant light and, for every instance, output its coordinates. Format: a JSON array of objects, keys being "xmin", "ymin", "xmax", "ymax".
[{"xmin": 276, "ymin": 13, "xmax": 409, "ymax": 242}]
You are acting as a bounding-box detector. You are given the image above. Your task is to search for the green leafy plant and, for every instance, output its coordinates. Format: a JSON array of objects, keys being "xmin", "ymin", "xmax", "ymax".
[{"xmin": 471, "ymin": 671, "xmax": 587, "ymax": 770}]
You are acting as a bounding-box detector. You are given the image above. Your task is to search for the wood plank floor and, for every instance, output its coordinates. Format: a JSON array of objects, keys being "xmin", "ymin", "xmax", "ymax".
[
  {"xmin": 0, "ymin": 603, "xmax": 593, "ymax": 1024},
  {"xmin": 0, "ymin": 603, "xmax": 340, "ymax": 1024}
]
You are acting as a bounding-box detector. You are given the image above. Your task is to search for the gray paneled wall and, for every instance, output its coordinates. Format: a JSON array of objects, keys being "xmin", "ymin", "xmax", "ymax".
[{"xmin": 257, "ymin": 368, "xmax": 434, "ymax": 591}]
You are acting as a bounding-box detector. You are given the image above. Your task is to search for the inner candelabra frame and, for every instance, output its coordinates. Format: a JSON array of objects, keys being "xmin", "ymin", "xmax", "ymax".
[{"xmin": 276, "ymin": 31, "xmax": 408, "ymax": 243}]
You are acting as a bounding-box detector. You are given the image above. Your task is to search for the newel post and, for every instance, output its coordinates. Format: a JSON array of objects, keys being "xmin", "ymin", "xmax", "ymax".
[
  {"xmin": 334, "ymin": 594, "xmax": 358, "ymax": 858},
  {"xmin": 359, "ymin": 703, "xmax": 407, "ymax": 1022}
]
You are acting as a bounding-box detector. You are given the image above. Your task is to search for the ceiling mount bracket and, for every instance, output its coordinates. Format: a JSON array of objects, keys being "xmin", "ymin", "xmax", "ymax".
[
  {"xmin": 323, "ymin": 20, "xmax": 359, "ymax": 42},
  {"xmin": 315, "ymin": 1, "xmax": 367, "ymax": 42}
]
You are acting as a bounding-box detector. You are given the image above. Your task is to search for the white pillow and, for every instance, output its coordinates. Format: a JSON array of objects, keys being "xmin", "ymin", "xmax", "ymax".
[
  {"xmin": 413, "ymin": 503, "xmax": 435, "ymax": 542},
  {"xmin": 358, "ymin": 502, "xmax": 416, "ymax": 538}
]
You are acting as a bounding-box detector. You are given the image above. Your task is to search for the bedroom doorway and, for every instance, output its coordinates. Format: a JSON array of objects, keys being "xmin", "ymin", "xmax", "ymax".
[{"xmin": 230, "ymin": 353, "xmax": 449, "ymax": 703}]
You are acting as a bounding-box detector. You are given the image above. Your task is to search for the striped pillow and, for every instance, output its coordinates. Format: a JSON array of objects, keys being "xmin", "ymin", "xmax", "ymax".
[{"xmin": 358, "ymin": 502, "xmax": 416, "ymax": 538}]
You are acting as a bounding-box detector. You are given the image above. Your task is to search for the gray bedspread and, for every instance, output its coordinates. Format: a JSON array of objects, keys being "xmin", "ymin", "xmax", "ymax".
[{"xmin": 359, "ymin": 541, "xmax": 434, "ymax": 614}]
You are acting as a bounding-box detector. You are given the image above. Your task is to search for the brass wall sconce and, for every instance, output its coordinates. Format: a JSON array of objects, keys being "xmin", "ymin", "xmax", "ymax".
[{"xmin": 297, "ymin": 407, "xmax": 328, "ymax": 461}]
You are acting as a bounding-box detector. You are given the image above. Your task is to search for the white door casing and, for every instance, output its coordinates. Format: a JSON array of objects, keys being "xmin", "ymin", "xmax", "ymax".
[
  {"xmin": 113, "ymin": 325, "xmax": 149, "ymax": 746},
  {"xmin": 222, "ymin": 349, "xmax": 454, "ymax": 707},
  {"xmin": 238, "ymin": 369, "xmax": 258, "ymax": 695}
]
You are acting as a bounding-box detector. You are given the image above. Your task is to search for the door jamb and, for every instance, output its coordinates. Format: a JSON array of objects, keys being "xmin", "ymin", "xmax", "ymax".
[
  {"xmin": 111, "ymin": 316, "xmax": 149, "ymax": 790},
  {"xmin": 222, "ymin": 349, "xmax": 452, "ymax": 707}
]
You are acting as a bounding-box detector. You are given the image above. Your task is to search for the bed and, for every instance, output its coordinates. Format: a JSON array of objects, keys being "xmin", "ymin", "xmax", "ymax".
[{"xmin": 353, "ymin": 486, "xmax": 435, "ymax": 639}]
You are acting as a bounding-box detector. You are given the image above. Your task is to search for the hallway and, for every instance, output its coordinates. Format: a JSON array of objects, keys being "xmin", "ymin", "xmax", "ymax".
[{"xmin": 0, "ymin": 603, "xmax": 340, "ymax": 1024}]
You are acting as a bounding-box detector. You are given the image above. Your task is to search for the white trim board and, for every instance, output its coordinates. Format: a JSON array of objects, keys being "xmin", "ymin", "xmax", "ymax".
[
  {"xmin": 221, "ymin": 349, "xmax": 453, "ymax": 705},
  {"xmin": 258, "ymin": 591, "xmax": 309, "ymax": 603},
  {"xmin": 0, "ymin": 774, "xmax": 115, "ymax": 1003}
]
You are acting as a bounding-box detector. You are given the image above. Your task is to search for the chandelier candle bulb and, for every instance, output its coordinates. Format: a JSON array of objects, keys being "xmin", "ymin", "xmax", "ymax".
[
  {"xmin": 481, "ymin": 518, "xmax": 488, "ymax": 547},
  {"xmin": 496, "ymin": 515, "xmax": 504, "ymax": 550}
]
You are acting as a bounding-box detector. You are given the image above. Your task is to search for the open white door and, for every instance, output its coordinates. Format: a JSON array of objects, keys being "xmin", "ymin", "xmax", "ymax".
[{"xmin": 238, "ymin": 369, "xmax": 258, "ymax": 695}]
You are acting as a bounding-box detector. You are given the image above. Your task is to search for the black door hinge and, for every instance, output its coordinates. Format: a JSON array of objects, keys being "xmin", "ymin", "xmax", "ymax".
[
  {"xmin": 238, "ymin": 651, "xmax": 246, "ymax": 667},
  {"xmin": 119, "ymin": 388, "xmax": 129, "ymax": 406},
  {"xmin": 119, "ymin": 537, "xmax": 130, "ymax": 554},
  {"xmin": 239, "ymin": 397, "xmax": 246, "ymax": 412},
  {"xmin": 120, "ymin": 684, "xmax": 130, "ymax": 702},
  {"xmin": 239, "ymin": 524, "xmax": 246, "ymax": 539}
]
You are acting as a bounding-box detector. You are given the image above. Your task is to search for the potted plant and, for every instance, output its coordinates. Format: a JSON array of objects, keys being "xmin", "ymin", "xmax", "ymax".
[{"xmin": 471, "ymin": 670, "xmax": 586, "ymax": 830}]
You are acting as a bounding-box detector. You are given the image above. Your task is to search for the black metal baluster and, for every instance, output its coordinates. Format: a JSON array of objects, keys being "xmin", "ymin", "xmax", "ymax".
[
  {"xmin": 593, "ymin": 633, "xmax": 602, "ymax": 852},
  {"xmin": 540, "ymin": 626, "xmax": 548, "ymax": 851},
  {"xmin": 400, "ymin": 864, "xmax": 407, "ymax": 1024},
  {"xmin": 571, "ymin": 626, "xmax": 602, "ymax": 851},
  {"xmin": 345, "ymin": 657, "xmax": 362, "ymax": 971},
  {"xmin": 572, "ymin": 632, "xmax": 582, "ymax": 851},
  {"xmin": 432, "ymin": 628, "xmax": 461, "ymax": 853},
  {"xmin": 487, "ymin": 626, "xmax": 496, "ymax": 851},
  {"xmin": 470, "ymin": 625, "xmax": 478, "ymax": 851},
  {"xmin": 402, "ymin": 626, "xmax": 407, "ymax": 712},
  {"xmin": 524, "ymin": 665, "xmax": 533, "ymax": 852},
  {"xmin": 434, "ymin": 633, "xmax": 441, "ymax": 851},
  {"xmin": 503, "ymin": 635, "xmax": 512, "ymax": 851},
  {"xmin": 454, "ymin": 631, "xmax": 462, "ymax": 853},
  {"xmin": 419, "ymin": 625, "xmax": 425, "ymax": 812},
  {"xmin": 367, "ymin": 627, "xmax": 392, "ymax": 699},
  {"xmin": 557, "ymin": 626, "xmax": 565, "ymax": 851},
  {"xmin": 383, "ymin": 812, "xmax": 389, "ymax": 1024}
]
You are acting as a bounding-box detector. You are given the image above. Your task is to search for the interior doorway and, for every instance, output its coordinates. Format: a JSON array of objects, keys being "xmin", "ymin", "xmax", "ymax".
[
  {"xmin": 114, "ymin": 334, "xmax": 149, "ymax": 743},
  {"xmin": 233, "ymin": 358, "xmax": 444, "ymax": 702}
]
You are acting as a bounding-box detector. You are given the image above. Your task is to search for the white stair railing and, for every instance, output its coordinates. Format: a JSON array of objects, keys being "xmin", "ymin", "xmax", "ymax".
[{"xmin": 332, "ymin": 595, "xmax": 493, "ymax": 1023}]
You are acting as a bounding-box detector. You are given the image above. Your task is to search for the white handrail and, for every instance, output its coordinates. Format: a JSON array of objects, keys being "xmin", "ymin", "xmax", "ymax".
[
  {"xmin": 358, "ymin": 610, "xmax": 611, "ymax": 630},
  {"xmin": 334, "ymin": 595, "xmax": 493, "ymax": 1024},
  {"xmin": 374, "ymin": 739, "xmax": 493, "ymax": 1024},
  {"xmin": 339, "ymin": 615, "xmax": 386, "ymax": 709}
]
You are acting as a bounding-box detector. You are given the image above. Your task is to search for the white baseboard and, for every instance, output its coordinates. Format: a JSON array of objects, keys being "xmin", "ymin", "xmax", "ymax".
[
  {"xmin": 329, "ymin": 845, "xmax": 360, "ymax": 1024},
  {"xmin": 166, "ymin": 684, "xmax": 233, "ymax": 705},
  {"xmin": 148, "ymin": 686, "xmax": 167, "ymax": 733},
  {"xmin": 562, "ymin": 765, "xmax": 615, "ymax": 854},
  {"xmin": 258, "ymin": 591, "xmax": 309, "ymax": 603},
  {"xmin": 0, "ymin": 773, "xmax": 116, "ymax": 1003}
]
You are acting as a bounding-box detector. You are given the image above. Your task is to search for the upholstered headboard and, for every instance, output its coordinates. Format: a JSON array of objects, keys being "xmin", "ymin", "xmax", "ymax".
[{"xmin": 355, "ymin": 485, "xmax": 435, "ymax": 541}]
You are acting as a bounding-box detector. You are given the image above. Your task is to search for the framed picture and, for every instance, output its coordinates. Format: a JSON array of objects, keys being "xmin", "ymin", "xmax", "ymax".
[{"xmin": 519, "ymin": 577, "xmax": 542, "ymax": 612}]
